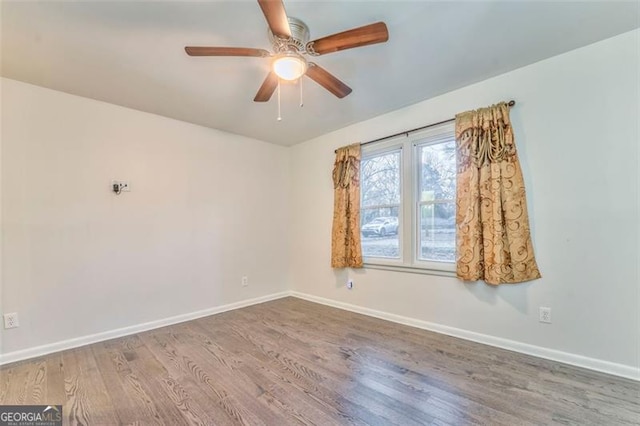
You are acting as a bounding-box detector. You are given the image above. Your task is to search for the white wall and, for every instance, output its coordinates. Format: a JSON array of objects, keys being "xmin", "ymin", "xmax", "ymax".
[
  {"xmin": 290, "ymin": 30, "xmax": 639, "ymax": 373},
  {"xmin": 1, "ymin": 78, "xmax": 290, "ymax": 355}
]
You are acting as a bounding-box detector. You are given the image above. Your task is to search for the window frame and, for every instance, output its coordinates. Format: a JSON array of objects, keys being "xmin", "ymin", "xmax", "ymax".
[{"xmin": 361, "ymin": 122, "xmax": 456, "ymax": 275}]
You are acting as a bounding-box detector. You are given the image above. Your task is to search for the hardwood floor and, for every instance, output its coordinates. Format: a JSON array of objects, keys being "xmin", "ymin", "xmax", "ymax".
[{"xmin": 1, "ymin": 297, "xmax": 638, "ymax": 425}]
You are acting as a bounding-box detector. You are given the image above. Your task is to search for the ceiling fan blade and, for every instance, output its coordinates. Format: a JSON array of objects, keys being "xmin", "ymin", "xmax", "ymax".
[
  {"xmin": 306, "ymin": 63, "xmax": 352, "ymax": 99},
  {"xmin": 254, "ymin": 72, "xmax": 279, "ymax": 102},
  {"xmin": 185, "ymin": 47, "xmax": 270, "ymax": 57},
  {"xmin": 257, "ymin": 0, "xmax": 291, "ymax": 38},
  {"xmin": 308, "ymin": 22, "xmax": 388, "ymax": 55}
]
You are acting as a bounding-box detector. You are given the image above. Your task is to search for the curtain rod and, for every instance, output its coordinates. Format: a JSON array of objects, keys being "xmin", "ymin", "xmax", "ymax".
[{"xmin": 335, "ymin": 100, "xmax": 516, "ymax": 153}]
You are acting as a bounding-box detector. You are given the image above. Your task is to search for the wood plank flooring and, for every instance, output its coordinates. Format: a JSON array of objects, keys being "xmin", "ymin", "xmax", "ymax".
[{"xmin": 1, "ymin": 297, "xmax": 638, "ymax": 425}]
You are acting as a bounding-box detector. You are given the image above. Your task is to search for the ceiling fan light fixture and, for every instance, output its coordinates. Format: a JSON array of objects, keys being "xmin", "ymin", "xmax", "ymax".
[{"xmin": 272, "ymin": 51, "xmax": 307, "ymax": 81}]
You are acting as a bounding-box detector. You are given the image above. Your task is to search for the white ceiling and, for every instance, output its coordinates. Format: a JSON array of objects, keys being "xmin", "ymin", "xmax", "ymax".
[{"xmin": 2, "ymin": 1, "xmax": 638, "ymax": 146}]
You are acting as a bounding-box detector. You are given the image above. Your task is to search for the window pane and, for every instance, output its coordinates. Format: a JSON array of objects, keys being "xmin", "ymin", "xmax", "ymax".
[
  {"xmin": 419, "ymin": 140, "xmax": 456, "ymax": 201},
  {"xmin": 361, "ymin": 208, "xmax": 400, "ymax": 259},
  {"xmin": 361, "ymin": 151, "xmax": 401, "ymax": 207},
  {"xmin": 419, "ymin": 203, "xmax": 455, "ymax": 262}
]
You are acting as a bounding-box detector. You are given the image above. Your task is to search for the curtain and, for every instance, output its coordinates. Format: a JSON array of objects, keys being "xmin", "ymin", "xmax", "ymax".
[
  {"xmin": 455, "ymin": 102, "xmax": 541, "ymax": 285},
  {"xmin": 331, "ymin": 143, "xmax": 363, "ymax": 268}
]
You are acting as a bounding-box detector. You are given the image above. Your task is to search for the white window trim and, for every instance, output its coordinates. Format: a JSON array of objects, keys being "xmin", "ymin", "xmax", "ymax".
[{"xmin": 361, "ymin": 122, "xmax": 456, "ymax": 275}]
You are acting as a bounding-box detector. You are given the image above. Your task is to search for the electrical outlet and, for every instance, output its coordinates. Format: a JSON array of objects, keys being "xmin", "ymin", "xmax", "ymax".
[
  {"xmin": 346, "ymin": 279, "xmax": 353, "ymax": 290},
  {"xmin": 241, "ymin": 276, "xmax": 248, "ymax": 287},
  {"xmin": 539, "ymin": 307, "xmax": 551, "ymax": 324},
  {"xmin": 111, "ymin": 180, "xmax": 131, "ymax": 194},
  {"xmin": 3, "ymin": 313, "xmax": 19, "ymax": 329}
]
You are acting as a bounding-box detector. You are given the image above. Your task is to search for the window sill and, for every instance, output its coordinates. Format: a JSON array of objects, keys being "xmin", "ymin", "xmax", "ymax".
[{"xmin": 363, "ymin": 263, "xmax": 457, "ymax": 278}]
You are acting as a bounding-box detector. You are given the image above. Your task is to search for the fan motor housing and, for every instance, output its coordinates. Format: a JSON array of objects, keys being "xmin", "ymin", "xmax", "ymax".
[{"xmin": 269, "ymin": 17, "xmax": 310, "ymax": 53}]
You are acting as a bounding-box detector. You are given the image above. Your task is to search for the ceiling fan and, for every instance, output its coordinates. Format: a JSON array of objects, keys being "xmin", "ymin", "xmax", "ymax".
[{"xmin": 185, "ymin": 0, "xmax": 389, "ymax": 102}]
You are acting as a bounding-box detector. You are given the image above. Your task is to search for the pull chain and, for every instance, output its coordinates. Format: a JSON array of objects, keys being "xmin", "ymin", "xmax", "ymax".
[
  {"xmin": 277, "ymin": 79, "xmax": 282, "ymax": 121},
  {"xmin": 299, "ymin": 77, "xmax": 304, "ymax": 108}
]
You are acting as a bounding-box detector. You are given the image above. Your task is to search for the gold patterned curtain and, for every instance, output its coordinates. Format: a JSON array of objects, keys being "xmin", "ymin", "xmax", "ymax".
[
  {"xmin": 331, "ymin": 144, "xmax": 363, "ymax": 268},
  {"xmin": 455, "ymin": 102, "xmax": 541, "ymax": 285}
]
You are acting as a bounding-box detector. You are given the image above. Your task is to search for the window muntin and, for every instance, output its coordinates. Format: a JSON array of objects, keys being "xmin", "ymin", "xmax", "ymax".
[{"xmin": 360, "ymin": 123, "xmax": 456, "ymax": 273}]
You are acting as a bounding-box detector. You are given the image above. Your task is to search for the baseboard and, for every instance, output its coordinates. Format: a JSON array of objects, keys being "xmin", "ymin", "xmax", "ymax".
[
  {"xmin": 0, "ymin": 291, "xmax": 290, "ymax": 366},
  {"xmin": 290, "ymin": 291, "xmax": 640, "ymax": 381}
]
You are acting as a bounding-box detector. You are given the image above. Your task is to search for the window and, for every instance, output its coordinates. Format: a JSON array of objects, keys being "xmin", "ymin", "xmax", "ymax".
[
  {"xmin": 360, "ymin": 122, "xmax": 456, "ymax": 274},
  {"xmin": 361, "ymin": 150, "xmax": 401, "ymax": 259},
  {"xmin": 417, "ymin": 138, "xmax": 456, "ymax": 263}
]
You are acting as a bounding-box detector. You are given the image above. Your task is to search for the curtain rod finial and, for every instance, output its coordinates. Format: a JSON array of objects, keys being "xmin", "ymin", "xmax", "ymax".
[{"xmin": 508, "ymin": 100, "xmax": 516, "ymax": 107}]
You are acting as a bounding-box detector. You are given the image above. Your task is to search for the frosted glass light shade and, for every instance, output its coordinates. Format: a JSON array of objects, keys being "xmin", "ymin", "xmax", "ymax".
[{"xmin": 273, "ymin": 52, "xmax": 307, "ymax": 81}]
